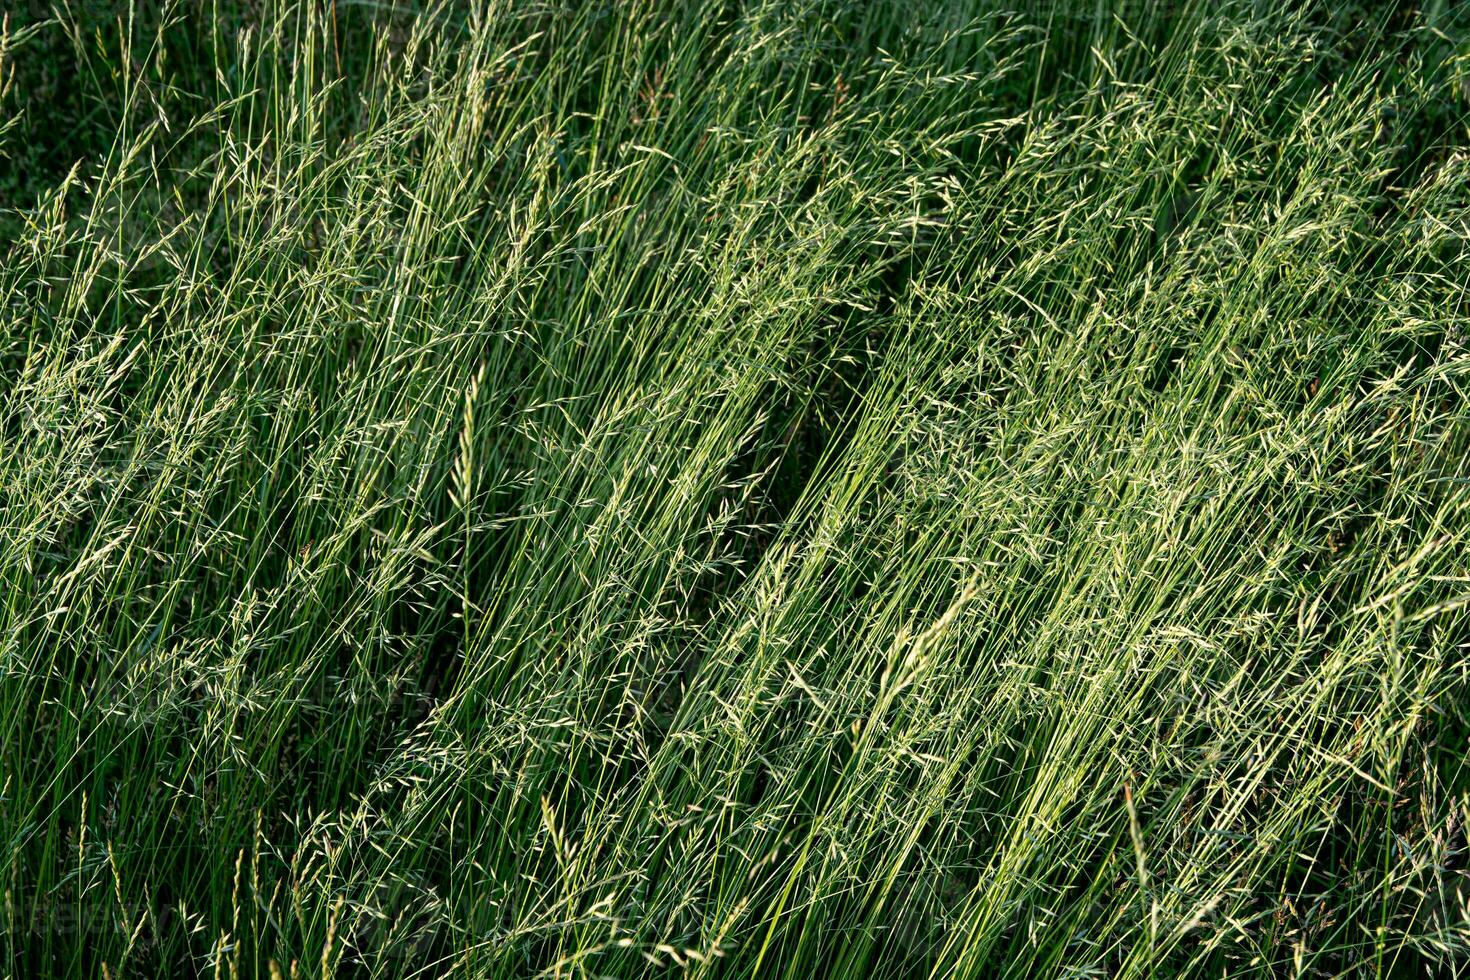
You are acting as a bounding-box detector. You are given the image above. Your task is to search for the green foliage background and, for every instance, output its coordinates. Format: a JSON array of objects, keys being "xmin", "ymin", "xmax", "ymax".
[{"xmin": 1, "ymin": 1, "xmax": 1469, "ymax": 977}]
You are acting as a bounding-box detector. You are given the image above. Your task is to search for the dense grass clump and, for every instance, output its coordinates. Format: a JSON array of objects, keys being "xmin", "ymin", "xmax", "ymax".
[{"xmin": 2, "ymin": 1, "xmax": 1469, "ymax": 976}]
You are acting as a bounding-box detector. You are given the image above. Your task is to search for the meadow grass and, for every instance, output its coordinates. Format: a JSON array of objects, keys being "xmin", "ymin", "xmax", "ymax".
[{"xmin": 1, "ymin": 1, "xmax": 1469, "ymax": 976}]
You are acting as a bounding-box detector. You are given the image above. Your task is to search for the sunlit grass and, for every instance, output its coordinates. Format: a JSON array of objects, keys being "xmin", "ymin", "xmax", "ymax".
[{"xmin": 1, "ymin": 1, "xmax": 1468, "ymax": 977}]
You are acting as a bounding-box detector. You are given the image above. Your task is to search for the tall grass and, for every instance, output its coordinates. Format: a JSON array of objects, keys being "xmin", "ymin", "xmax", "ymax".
[{"xmin": 1, "ymin": 1, "xmax": 1468, "ymax": 976}]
